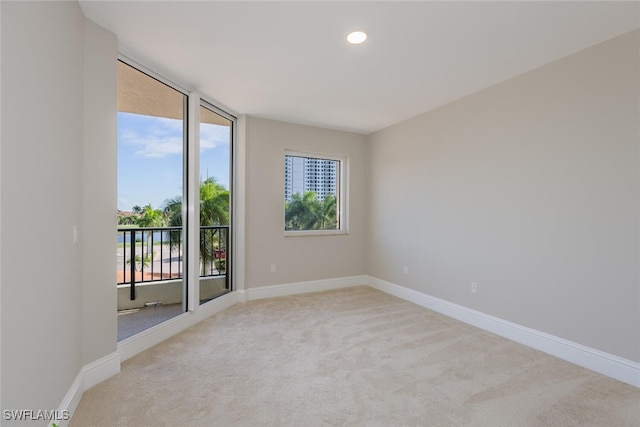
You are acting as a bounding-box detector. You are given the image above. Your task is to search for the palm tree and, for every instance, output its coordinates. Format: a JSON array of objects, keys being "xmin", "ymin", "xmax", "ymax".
[
  {"xmin": 136, "ymin": 204, "xmax": 164, "ymax": 227},
  {"xmin": 285, "ymin": 191, "xmax": 320, "ymax": 230},
  {"xmin": 126, "ymin": 254, "xmax": 153, "ymax": 272},
  {"xmin": 285, "ymin": 192, "xmax": 337, "ymax": 231},
  {"xmin": 318, "ymin": 194, "xmax": 337, "ymax": 229},
  {"xmin": 163, "ymin": 178, "xmax": 230, "ymax": 274},
  {"xmin": 135, "ymin": 204, "xmax": 165, "ymax": 258},
  {"xmin": 199, "ymin": 177, "xmax": 229, "ymax": 225},
  {"xmin": 199, "ymin": 179, "xmax": 230, "ymax": 274}
]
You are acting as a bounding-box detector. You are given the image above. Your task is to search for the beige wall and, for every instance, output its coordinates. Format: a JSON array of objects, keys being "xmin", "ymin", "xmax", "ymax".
[
  {"xmin": 1, "ymin": 1, "xmax": 85, "ymax": 420},
  {"xmin": 1, "ymin": 1, "xmax": 117, "ymax": 421},
  {"xmin": 244, "ymin": 117, "xmax": 366, "ymax": 287},
  {"xmin": 82, "ymin": 17, "xmax": 118, "ymax": 366},
  {"xmin": 366, "ymin": 30, "xmax": 640, "ymax": 362}
]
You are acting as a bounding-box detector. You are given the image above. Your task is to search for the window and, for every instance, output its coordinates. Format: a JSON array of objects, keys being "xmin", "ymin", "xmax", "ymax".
[{"xmin": 284, "ymin": 151, "xmax": 347, "ymax": 235}]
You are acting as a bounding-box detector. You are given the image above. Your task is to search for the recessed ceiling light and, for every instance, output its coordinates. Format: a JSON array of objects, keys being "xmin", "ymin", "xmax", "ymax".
[{"xmin": 347, "ymin": 31, "xmax": 367, "ymax": 45}]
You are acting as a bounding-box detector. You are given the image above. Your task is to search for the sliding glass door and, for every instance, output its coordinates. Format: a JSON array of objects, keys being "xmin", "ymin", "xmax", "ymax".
[
  {"xmin": 198, "ymin": 103, "xmax": 233, "ymax": 304},
  {"xmin": 116, "ymin": 59, "xmax": 235, "ymax": 340}
]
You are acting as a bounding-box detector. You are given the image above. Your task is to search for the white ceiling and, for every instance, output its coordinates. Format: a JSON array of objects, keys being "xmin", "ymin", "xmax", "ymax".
[{"xmin": 79, "ymin": 1, "xmax": 640, "ymax": 134}]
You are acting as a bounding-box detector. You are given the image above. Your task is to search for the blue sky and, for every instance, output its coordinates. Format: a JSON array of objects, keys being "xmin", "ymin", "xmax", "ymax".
[{"xmin": 117, "ymin": 112, "xmax": 230, "ymax": 211}]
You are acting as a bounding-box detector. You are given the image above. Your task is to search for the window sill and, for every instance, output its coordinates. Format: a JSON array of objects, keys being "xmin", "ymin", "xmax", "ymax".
[{"xmin": 284, "ymin": 229, "xmax": 347, "ymax": 237}]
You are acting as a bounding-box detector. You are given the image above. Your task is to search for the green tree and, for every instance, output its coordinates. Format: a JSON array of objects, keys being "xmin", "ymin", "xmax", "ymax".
[
  {"xmin": 285, "ymin": 191, "xmax": 319, "ymax": 230},
  {"xmin": 318, "ymin": 194, "xmax": 337, "ymax": 229},
  {"xmin": 199, "ymin": 177, "xmax": 229, "ymax": 226},
  {"xmin": 117, "ymin": 210, "xmax": 137, "ymax": 225},
  {"xmin": 136, "ymin": 204, "xmax": 164, "ymax": 227},
  {"xmin": 135, "ymin": 204, "xmax": 165, "ymax": 258},
  {"xmin": 285, "ymin": 191, "xmax": 338, "ymax": 231},
  {"xmin": 163, "ymin": 178, "xmax": 230, "ymax": 274},
  {"xmin": 126, "ymin": 253, "xmax": 154, "ymax": 272}
]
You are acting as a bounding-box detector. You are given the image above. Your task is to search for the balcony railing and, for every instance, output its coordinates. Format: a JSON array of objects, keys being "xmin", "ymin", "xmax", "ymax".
[{"xmin": 117, "ymin": 226, "xmax": 229, "ymax": 300}]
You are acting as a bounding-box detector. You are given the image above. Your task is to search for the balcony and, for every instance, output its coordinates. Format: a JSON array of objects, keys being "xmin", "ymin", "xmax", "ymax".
[{"xmin": 117, "ymin": 225, "xmax": 229, "ymax": 340}]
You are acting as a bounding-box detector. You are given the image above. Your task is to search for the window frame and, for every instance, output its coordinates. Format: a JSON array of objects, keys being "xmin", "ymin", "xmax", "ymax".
[
  {"xmin": 197, "ymin": 100, "xmax": 236, "ymax": 305},
  {"xmin": 283, "ymin": 150, "xmax": 348, "ymax": 237}
]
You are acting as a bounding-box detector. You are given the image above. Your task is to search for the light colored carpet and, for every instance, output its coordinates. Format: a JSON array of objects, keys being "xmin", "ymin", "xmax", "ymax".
[{"xmin": 71, "ymin": 286, "xmax": 640, "ymax": 426}]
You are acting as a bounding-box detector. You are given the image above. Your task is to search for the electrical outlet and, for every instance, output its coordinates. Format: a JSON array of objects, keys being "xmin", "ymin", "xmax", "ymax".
[
  {"xmin": 270, "ymin": 264, "xmax": 276, "ymax": 273},
  {"xmin": 471, "ymin": 282, "xmax": 478, "ymax": 293},
  {"xmin": 403, "ymin": 266, "xmax": 409, "ymax": 275}
]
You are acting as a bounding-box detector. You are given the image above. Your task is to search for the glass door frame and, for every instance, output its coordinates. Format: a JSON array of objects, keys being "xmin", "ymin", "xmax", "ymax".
[
  {"xmin": 117, "ymin": 56, "xmax": 190, "ymax": 316},
  {"xmin": 186, "ymin": 96, "xmax": 236, "ymax": 310},
  {"xmin": 118, "ymin": 55, "xmax": 236, "ymax": 316}
]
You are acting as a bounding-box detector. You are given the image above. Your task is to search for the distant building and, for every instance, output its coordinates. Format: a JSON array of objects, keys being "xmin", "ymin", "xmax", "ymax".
[{"xmin": 285, "ymin": 155, "xmax": 337, "ymax": 202}]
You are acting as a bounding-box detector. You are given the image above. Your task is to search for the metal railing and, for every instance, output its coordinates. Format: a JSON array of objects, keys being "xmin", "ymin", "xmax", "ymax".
[
  {"xmin": 199, "ymin": 226, "xmax": 228, "ymax": 277},
  {"xmin": 117, "ymin": 226, "xmax": 229, "ymax": 300}
]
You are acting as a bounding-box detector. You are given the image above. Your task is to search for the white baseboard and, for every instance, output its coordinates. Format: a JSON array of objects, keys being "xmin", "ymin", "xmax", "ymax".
[
  {"xmin": 52, "ymin": 371, "xmax": 82, "ymax": 427},
  {"xmin": 53, "ymin": 352, "xmax": 121, "ymax": 427},
  {"xmin": 235, "ymin": 289, "xmax": 247, "ymax": 302},
  {"xmin": 244, "ymin": 275, "xmax": 368, "ymax": 301},
  {"xmin": 367, "ymin": 276, "xmax": 640, "ymax": 388},
  {"xmin": 82, "ymin": 351, "xmax": 121, "ymax": 390},
  {"xmin": 118, "ymin": 290, "xmax": 242, "ymax": 362}
]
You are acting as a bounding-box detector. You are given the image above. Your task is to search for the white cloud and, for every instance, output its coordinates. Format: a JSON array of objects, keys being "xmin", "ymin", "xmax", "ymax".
[
  {"xmin": 119, "ymin": 116, "xmax": 230, "ymax": 158},
  {"xmin": 119, "ymin": 116, "xmax": 184, "ymax": 158},
  {"xmin": 200, "ymin": 122, "xmax": 230, "ymax": 152}
]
